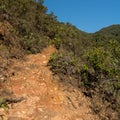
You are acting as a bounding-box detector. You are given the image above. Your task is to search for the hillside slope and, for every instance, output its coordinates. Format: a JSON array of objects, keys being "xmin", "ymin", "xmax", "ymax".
[
  {"xmin": 0, "ymin": 0, "xmax": 120, "ymax": 120},
  {"xmin": 0, "ymin": 46, "xmax": 99, "ymax": 120},
  {"xmin": 97, "ymin": 25, "xmax": 120, "ymax": 37}
]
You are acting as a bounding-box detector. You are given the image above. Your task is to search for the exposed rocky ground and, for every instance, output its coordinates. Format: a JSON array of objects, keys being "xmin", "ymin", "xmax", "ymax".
[{"xmin": 0, "ymin": 46, "xmax": 99, "ymax": 120}]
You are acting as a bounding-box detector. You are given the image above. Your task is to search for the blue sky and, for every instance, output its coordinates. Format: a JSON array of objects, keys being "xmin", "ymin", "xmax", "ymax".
[{"xmin": 44, "ymin": 0, "xmax": 120, "ymax": 33}]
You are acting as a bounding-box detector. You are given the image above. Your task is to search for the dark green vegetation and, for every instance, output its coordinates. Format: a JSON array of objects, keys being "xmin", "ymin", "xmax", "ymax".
[{"xmin": 0, "ymin": 0, "xmax": 120, "ymax": 119}]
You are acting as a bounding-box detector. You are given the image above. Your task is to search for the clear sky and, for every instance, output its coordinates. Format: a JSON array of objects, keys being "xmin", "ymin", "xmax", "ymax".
[{"xmin": 44, "ymin": 0, "xmax": 120, "ymax": 33}]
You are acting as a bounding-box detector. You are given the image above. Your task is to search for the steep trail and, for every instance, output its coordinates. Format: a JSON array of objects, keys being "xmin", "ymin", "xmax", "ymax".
[{"xmin": 0, "ymin": 46, "xmax": 99, "ymax": 120}]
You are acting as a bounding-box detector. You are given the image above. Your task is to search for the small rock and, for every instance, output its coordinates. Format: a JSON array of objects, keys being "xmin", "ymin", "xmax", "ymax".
[
  {"xmin": 0, "ymin": 76, "xmax": 6, "ymax": 82},
  {"xmin": 38, "ymin": 108, "xmax": 44, "ymax": 112},
  {"xmin": 43, "ymin": 61, "xmax": 47, "ymax": 64},
  {"xmin": 44, "ymin": 115, "xmax": 48, "ymax": 119},
  {"xmin": 42, "ymin": 55, "xmax": 46, "ymax": 58},
  {"xmin": 0, "ymin": 108, "xmax": 5, "ymax": 115},
  {"xmin": 0, "ymin": 108, "xmax": 7, "ymax": 120}
]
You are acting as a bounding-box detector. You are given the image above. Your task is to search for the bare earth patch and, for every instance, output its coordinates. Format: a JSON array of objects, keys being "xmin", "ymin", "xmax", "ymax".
[{"xmin": 0, "ymin": 46, "xmax": 99, "ymax": 120}]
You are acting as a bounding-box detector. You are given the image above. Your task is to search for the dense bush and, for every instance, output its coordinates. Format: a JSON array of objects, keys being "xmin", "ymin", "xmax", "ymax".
[{"xmin": 48, "ymin": 26, "xmax": 120, "ymax": 119}]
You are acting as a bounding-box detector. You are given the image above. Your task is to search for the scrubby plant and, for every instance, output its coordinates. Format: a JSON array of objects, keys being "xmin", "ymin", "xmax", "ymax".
[{"xmin": 0, "ymin": 0, "xmax": 120, "ymax": 119}]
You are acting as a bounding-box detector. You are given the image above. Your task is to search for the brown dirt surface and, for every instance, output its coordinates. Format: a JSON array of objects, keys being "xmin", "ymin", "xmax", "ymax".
[{"xmin": 0, "ymin": 46, "xmax": 99, "ymax": 120}]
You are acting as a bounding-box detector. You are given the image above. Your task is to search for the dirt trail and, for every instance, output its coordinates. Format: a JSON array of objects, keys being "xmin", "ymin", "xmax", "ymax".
[{"xmin": 0, "ymin": 46, "xmax": 99, "ymax": 120}]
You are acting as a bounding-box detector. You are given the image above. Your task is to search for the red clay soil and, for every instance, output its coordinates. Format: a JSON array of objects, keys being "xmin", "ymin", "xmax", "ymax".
[{"xmin": 0, "ymin": 46, "xmax": 99, "ymax": 120}]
